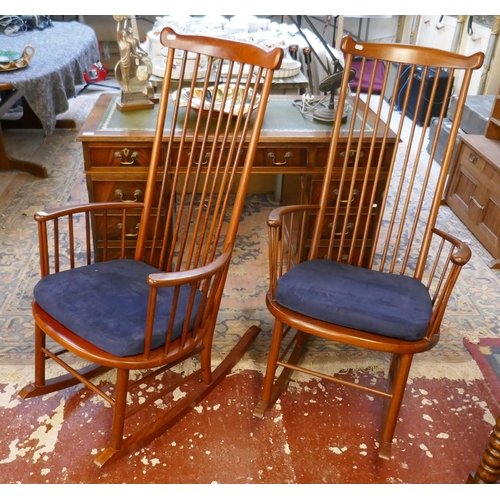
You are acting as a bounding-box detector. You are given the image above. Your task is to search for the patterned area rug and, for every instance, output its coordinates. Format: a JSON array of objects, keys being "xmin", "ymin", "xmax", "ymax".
[
  {"xmin": 464, "ymin": 338, "xmax": 500, "ymax": 404},
  {"xmin": 1, "ymin": 94, "xmax": 500, "ymax": 389}
]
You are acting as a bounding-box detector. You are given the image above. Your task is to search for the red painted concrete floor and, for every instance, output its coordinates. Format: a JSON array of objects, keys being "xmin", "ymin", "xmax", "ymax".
[{"xmin": 0, "ymin": 363, "xmax": 499, "ymax": 484}]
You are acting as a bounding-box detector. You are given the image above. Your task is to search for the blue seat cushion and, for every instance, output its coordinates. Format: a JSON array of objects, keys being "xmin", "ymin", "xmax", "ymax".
[
  {"xmin": 275, "ymin": 259, "xmax": 433, "ymax": 341},
  {"xmin": 34, "ymin": 259, "xmax": 202, "ymax": 357}
]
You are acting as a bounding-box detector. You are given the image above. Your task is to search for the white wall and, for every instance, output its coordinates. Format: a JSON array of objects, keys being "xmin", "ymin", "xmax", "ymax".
[
  {"xmin": 78, "ymin": 14, "xmax": 500, "ymax": 97},
  {"xmin": 401, "ymin": 15, "xmax": 499, "ymax": 96}
]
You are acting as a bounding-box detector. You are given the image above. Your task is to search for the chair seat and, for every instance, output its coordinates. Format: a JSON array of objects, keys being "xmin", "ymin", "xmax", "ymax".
[
  {"xmin": 34, "ymin": 259, "xmax": 202, "ymax": 357},
  {"xmin": 275, "ymin": 259, "xmax": 433, "ymax": 341}
]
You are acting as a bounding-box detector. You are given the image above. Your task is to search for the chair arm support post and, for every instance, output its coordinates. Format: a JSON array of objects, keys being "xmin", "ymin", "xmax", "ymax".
[{"xmin": 267, "ymin": 205, "xmax": 319, "ymax": 301}]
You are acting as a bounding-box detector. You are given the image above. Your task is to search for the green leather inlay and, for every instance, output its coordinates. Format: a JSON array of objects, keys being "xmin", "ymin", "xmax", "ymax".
[{"xmin": 98, "ymin": 96, "xmax": 367, "ymax": 135}]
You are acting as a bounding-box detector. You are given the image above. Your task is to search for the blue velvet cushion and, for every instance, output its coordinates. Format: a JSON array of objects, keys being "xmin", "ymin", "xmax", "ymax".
[
  {"xmin": 275, "ymin": 259, "xmax": 433, "ymax": 341},
  {"xmin": 34, "ymin": 259, "xmax": 202, "ymax": 357}
]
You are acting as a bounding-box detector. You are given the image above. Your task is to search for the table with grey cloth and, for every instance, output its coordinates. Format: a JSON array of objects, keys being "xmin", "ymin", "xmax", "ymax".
[{"xmin": 0, "ymin": 20, "xmax": 99, "ymax": 135}]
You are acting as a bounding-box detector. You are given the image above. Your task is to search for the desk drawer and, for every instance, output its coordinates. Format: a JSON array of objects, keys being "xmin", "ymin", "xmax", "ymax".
[
  {"xmin": 171, "ymin": 146, "xmax": 237, "ymax": 168},
  {"xmin": 94, "ymin": 212, "xmax": 166, "ymax": 241},
  {"xmin": 307, "ymin": 212, "xmax": 373, "ymax": 240},
  {"xmin": 460, "ymin": 144, "xmax": 487, "ymax": 174},
  {"xmin": 88, "ymin": 145, "xmax": 161, "ymax": 167},
  {"xmin": 316, "ymin": 145, "xmax": 389, "ymax": 169},
  {"xmin": 93, "ymin": 181, "xmax": 147, "ymax": 204},
  {"xmin": 170, "ymin": 146, "xmax": 307, "ymax": 169},
  {"xmin": 310, "ymin": 178, "xmax": 382, "ymax": 209},
  {"xmin": 92, "ymin": 180, "xmax": 168, "ymax": 205},
  {"xmin": 254, "ymin": 147, "xmax": 308, "ymax": 167}
]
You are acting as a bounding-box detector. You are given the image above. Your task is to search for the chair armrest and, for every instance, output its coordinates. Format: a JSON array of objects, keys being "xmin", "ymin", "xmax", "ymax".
[
  {"xmin": 35, "ymin": 202, "xmax": 145, "ymax": 276},
  {"xmin": 267, "ymin": 204, "xmax": 319, "ymax": 227},
  {"xmin": 143, "ymin": 248, "xmax": 235, "ymax": 354},
  {"xmin": 34, "ymin": 202, "xmax": 144, "ymax": 221},
  {"xmin": 424, "ymin": 227, "xmax": 472, "ymax": 341},
  {"xmin": 147, "ymin": 248, "xmax": 233, "ymax": 287},
  {"xmin": 432, "ymin": 227, "xmax": 471, "ymax": 266}
]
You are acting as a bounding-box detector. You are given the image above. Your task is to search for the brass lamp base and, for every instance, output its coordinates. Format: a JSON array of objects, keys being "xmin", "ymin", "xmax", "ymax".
[
  {"xmin": 116, "ymin": 88, "xmax": 158, "ymax": 112},
  {"xmin": 313, "ymin": 105, "xmax": 348, "ymax": 123}
]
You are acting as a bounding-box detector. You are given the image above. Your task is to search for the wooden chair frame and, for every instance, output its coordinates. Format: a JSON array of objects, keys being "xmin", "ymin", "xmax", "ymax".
[
  {"xmin": 255, "ymin": 36, "xmax": 484, "ymax": 459},
  {"xmin": 19, "ymin": 27, "xmax": 283, "ymax": 467}
]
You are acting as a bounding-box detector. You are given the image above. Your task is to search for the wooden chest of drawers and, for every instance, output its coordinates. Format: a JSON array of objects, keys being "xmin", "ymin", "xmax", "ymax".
[{"xmin": 445, "ymin": 134, "xmax": 500, "ymax": 262}]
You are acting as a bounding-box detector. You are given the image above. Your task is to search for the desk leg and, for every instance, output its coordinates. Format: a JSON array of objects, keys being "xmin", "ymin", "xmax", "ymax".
[
  {"xmin": 0, "ymin": 97, "xmax": 76, "ymax": 130},
  {"xmin": 0, "ymin": 125, "xmax": 48, "ymax": 178}
]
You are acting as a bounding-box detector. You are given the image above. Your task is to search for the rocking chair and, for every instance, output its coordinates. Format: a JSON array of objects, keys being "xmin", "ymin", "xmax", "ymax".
[
  {"xmin": 255, "ymin": 35, "xmax": 484, "ymax": 459},
  {"xmin": 19, "ymin": 27, "xmax": 283, "ymax": 467}
]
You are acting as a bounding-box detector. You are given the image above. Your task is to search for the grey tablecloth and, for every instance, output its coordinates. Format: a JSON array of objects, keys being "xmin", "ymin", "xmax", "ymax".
[{"xmin": 0, "ymin": 21, "xmax": 99, "ymax": 135}]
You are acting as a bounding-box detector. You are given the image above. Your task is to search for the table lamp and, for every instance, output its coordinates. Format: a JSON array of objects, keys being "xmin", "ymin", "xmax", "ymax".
[{"xmin": 114, "ymin": 15, "xmax": 157, "ymax": 111}]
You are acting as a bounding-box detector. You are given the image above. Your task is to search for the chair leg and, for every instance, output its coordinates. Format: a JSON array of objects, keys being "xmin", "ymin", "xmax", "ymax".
[
  {"xmin": 94, "ymin": 324, "xmax": 261, "ymax": 468},
  {"xmin": 19, "ymin": 325, "xmax": 47, "ymax": 397},
  {"xmin": 378, "ymin": 353, "xmax": 413, "ymax": 460},
  {"xmin": 254, "ymin": 319, "xmax": 285, "ymax": 417},
  {"xmin": 254, "ymin": 322, "xmax": 311, "ymax": 418},
  {"xmin": 19, "ymin": 324, "xmax": 111, "ymax": 399},
  {"xmin": 33, "ymin": 323, "xmax": 46, "ymax": 386},
  {"xmin": 200, "ymin": 332, "xmax": 214, "ymax": 385},
  {"xmin": 110, "ymin": 368, "xmax": 129, "ymax": 451}
]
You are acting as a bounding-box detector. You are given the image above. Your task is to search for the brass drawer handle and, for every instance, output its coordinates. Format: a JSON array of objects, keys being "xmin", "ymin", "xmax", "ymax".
[
  {"xmin": 340, "ymin": 150, "xmax": 365, "ymax": 161},
  {"xmin": 188, "ymin": 151, "xmax": 210, "ymax": 165},
  {"xmin": 327, "ymin": 222, "xmax": 354, "ymax": 235},
  {"xmin": 267, "ymin": 151, "xmax": 292, "ymax": 165},
  {"xmin": 114, "ymin": 148, "xmax": 139, "ymax": 165},
  {"xmin": 115, "ymin": 189, "xmax": 142, "ymax": 203},
  {"xmin": 332, "ymin": 188, "xmax": 360, "ymax": 203},
  {"xmin": 470, "ymin": 195, "xmax": 484, "ymax": 210},
  {"xmin": 468, "ymin": 151, "xmax": 478, "ymax": 164},
  {"xmin": 117, "ymin": 222, "xmax": 140, "ymax": 237}
]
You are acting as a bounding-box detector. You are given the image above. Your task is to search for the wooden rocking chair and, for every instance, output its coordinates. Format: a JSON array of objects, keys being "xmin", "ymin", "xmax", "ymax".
[
  {"xmin": 19, "ymin": 27, "xmax": 283, "ymax": 467},
  {"xmin": 255, "ymin": 36, "xmax": 484, "ymax": 459}
]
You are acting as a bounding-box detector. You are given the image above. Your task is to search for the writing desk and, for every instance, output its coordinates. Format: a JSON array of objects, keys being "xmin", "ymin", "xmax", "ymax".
[{"xmin": 77, "ymin": 93, "xmax": 396, "ymax": 260}]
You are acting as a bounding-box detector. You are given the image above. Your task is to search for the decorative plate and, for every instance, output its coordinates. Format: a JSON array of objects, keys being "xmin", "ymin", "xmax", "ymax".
[
  {"xmin": 0, "ymin": 50, "xmax": 22, "ymax": 63},
  {"xmin": 273, "ymin": 59, "xmax": 301, "ymax": 79},
  {"xmin": 171, "ymin": 84, "xmax": 260, "ymax": 117},
  {"xmin": 0, "ymin": 46, "xmax": 35, "ymax": 72}
]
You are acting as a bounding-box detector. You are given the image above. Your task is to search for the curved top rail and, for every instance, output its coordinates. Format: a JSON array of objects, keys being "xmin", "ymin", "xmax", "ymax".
[
  {"xmin": 160, "ymin": 27, "xmax": 284, "ymax": 70},
  {"xmin": 341, "ymin": 35, "xmax": 484, "ymax": 70}
]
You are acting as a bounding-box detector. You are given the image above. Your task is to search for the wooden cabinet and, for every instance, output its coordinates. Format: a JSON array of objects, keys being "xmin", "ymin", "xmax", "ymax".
[
  {"xmin": 485, "ymin": 85, "xmax": 500, "ymax": 140},
  {"xmin": 446, "ymin": 83, "xmax": 500, "ymax": 266},
  {"xmin": 446, "ymin": 134, "xmax": 500, "ymax": 262}
]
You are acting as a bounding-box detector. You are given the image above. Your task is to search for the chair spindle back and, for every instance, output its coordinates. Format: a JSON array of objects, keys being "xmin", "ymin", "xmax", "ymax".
[{"xmin": 310, "ymin": 36, "xmax": 484, "ymax": 281}]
